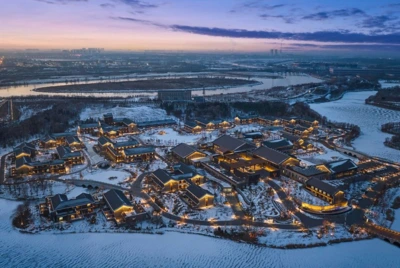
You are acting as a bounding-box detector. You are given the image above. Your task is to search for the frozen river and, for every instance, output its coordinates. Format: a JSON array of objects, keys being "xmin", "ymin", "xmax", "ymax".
[
  {"xmin": 0, "ymin": 73, "xmax": 321, "ymax": 98},
  {"xmin": 310, "ymin": 91, "xmax": 400, "ymax": 163},
  {"xmin": 0, "ymin": 199, "xmax": 398, "ymax": 268}
]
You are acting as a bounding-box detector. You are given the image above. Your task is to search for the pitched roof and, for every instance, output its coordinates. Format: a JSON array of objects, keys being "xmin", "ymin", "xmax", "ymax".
[
  {"xmin": 281, "ymin": 132, "xmax": 301, "ymax": 142},
  {"xmin": 50, "ymin": 193, "xmax": 95, "ymax": 211},
  {"xmin": 79, "ymin": 123, "xmax": 99, "ymax": 129},
  {"xmin": 184, "ymin": 121, "xmax": 200, "ymax": 128},
  {"xmin": 66, "ymin": 135, "xmax": 81, "ymax": 144},
  {"xmin": 289, "ymin": 165, "xmax": 328, "ymax": 177},
  {"xmin": 103, "ymin": 189, "xmax": 132, "ymax": 212},
  {"xmin": 213, "ymin": 135, "xmax": 255, "ymax": 153},
  {"xmin": 136, "ymin": 119, "xmax": 176, "ymax": 128},
  {"xmin": 98, "ymin": 136, "xmax": 113, "ymax": 146},
  {"xmin": 186, "ymin": 184, "xmax": 213, "ymax": 201},
  {"xmin": 262, "ymin": 139, "xmax": 293, "ymax": 150},
  {"xmin": 114, "ymin": 140, "xmax": 139, "ymax": 149},
  {"xmin": 15, "ymin": 156, "xmax": 32, "ymax": 169},
  {"xmin": 306, "ymin": 178, "xmax": 339, "ymax": 196},
  {"xmin": 56, "ymin": 146, "xmax": 81, "ymax": 159},
  {"xmin": 171, "ymin": 143, "xmax": 201, "ymax": 158},
  {"xmin": 324, "ymin": 159, "xmax": 358, "ymax": 174},
  {"xmin": 151, "ymin": 169, "xmax": 174, "ymax": 188},
  {"xmin": 252, "ymin": 146, "xmax": 290, "ymax": 165},
  {"xmin": 124, "ymin": 146, "xmax": 154, "ymax": 156}
]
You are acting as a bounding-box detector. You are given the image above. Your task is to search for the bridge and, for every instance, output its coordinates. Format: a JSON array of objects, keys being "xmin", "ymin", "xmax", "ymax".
[{"xmin": 365, "ymin": 222, "xmax": 400, "ymax": 246}]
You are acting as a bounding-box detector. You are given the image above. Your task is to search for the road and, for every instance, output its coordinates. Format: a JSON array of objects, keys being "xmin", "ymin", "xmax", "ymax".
[
  {"xmin": 0, "ymin": 153, "xmax": 9, "ymax": 183},
  {"xmin": 266, "ymin": 179, "xmax": 324, "ymax": 228}
]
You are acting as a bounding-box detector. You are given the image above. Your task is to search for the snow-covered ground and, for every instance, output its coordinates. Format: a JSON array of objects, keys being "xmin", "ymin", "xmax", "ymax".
[
  {"xmin": 310, "ymin": 91, "xmax": 400, "ymax": 163},
  {"xmin": 242, "ymin": 181, "xmax": 280, "ymax": 219},
  {"xmin": 0, "ymin": 199, "xmax": 399, "ymax": 268},
  {"xmin": 379, "ymin": 80, "xmax": 400, "ymax": 89},
  {"xmin": 80, "ymin": 105, "xmax": 173, "ymax": 122},
  {"xmin": 297, "ymin": 143, "xmax": 357, "ymax": 164},
  {"xmin": 61, "ymin": 169, "xmax": 131, "ymax": 186},
  {"xmin": 140, "ymin": 127, "xmax": 219, "ymax": 146},
  {"xmin": 18, "ymin": 105, "xmax": 53, "ymax": 121}
]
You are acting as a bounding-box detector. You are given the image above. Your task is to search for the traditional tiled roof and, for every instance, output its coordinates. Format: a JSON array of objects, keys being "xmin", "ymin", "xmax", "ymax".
[
  {"xmin": 124, "ymin": 146, "xmax": 154, "ymax": 156},
  {"xmin": 98, "ymin": 136, "xmax": 113, "ymax": 146},
  {"xmin": 306, "ymin": 178, "xmax": 339, "ymax": 196},
  {"xmin": 50, "ymin": 193, "xmax": 95, "ymax": 211},
  {"xmin": 262, "ymin": 139, "xmax": 293, "ymax": 150},
  {"xmin": 56, "ymin": 146, "xmax": 81, "ymax": 159},
  {"xmin": 213, "ymin": 135, "xmax": 255, "ymax": 153},
  {"xmin": 252, "ymin": 146, "xmax": 291, "ymax": 165},
  {"xmin": 103, "ymin": 190, "xmax": 133, "ymax": 212},
  {"xmin": 324, "ymin": 159, "xmax": 358, "ymax": 174},
  {"xmin": 171, "ymin": 143, "xmax": 203, "ymax": 159}
]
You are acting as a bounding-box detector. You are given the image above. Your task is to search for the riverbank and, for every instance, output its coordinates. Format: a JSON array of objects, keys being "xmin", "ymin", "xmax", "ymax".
[
  {"xmin": 310, "ymin": 91, "xmax": 400, "ymax": 163},
  {"xmin": 33, "ymin": 77, "xmax": 259, "ymax": 93}
]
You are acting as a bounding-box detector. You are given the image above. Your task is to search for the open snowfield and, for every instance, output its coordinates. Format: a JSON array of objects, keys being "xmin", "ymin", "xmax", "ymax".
[
  {"xmin": 310, "ymin": 91, "xmax": 400, "ymax": 162},
  {"xmin": 0, "ymin": 199, "xmax": 399, "ymax": 268},
  {"xmin": 379, "ymin": 80, "xmax": 400, "ymax": 89},
  {"xmin": 80, "ymin": 105, "xmax": 173, "ymax": 122},
  {"xmin": 61, "ymin": 169, "xmax": 131, "ymax": 186},
  {"xmin": 140, "ymin": 127, "xmax": 219, "ymax": 146}
]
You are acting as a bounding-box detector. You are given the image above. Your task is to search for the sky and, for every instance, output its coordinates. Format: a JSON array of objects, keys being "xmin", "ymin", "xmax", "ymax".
[{"xmin": 1, "ymin": 0, "xmax": 400, "ymax": 52}]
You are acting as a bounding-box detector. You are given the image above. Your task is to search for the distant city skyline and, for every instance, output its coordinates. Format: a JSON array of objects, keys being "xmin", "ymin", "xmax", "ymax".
[{"xmin": 1, "ymin": 0, "xmax": 400, "ymax": 52}]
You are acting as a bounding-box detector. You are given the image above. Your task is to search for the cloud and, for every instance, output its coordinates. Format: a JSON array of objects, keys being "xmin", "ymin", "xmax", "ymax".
[
  {"xmin": 100, "ymin": 3, "xmax": 115, "ymax": 8},
  {"xmin": 112, "ymin": 0, "xmax": 158, "ymax": 9},
  {"xmin": 113, "ymin": 16, "xmax": 400, "ymax": 44},
  {"xmin": 35, "ymin": 0, "xmax": 88, "ymax": 4},
  {"xmin": 259, "ymin": 14, "xmax": 295, "ymax": 24},
  {"xmin": 302, "ymin": 8, "xmax": 366, "ymax": 21},
  {"xmin": 112, "ymin": 16, "xmax": 166, "ymax": 28},
  {"xmin": 230, "ymin": 1, "xmax": 286, "ymax": 13},
  {"xmin": 360, "ymin": 15, "xmax": 398, "ymax": 28},
  {"xmin": 168, "ymin": 25, "xmax": 400, "ymax": 44},
  {"xmin": 288, "ymin": 43, "xmax": 400, "ymax": 52}
]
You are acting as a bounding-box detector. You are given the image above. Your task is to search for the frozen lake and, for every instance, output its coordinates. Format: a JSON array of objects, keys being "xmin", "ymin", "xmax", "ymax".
[
  {"xmin": 0, "ymin": 199, "xmax": 399, "ymax": 267},
  {"xmin": 310, "ymin": 91, "xmax": 400, "ymax": 163}
]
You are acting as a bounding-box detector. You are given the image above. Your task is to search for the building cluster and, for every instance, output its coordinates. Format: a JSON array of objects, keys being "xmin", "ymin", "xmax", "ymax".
[
  {"xmin": 165, "ymin": 130, "xmax": 357, "ymax": 206},
  {"xmin": 149, "ymin": 163, "xmax": 214, "ymax": 208},
  {"xmin": 78, "ymin": 113, "xmax": 176, "ymax": 138},
  {"xmin": 98, "ymin": 136, "xmax": 155, "ymax": 163},
  {"xmin": 40, "ymin": 189, "xmax": 148, "ymax": 225},
  {"xmin": 12, "ymin": 137, "xmax": 84, "ymax": 176}
]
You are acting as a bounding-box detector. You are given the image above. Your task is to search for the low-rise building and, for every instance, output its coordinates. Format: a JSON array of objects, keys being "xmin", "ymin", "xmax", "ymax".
[
  {"xmin": 14, "ymin": 157, "xmax": 66, "ymax": 176},
  {"xmin": 305, "ymin": 178, "xmax": 345, "ymax": 205},
  {"xmin": 262, "ymin": 139, "xmax": 294, "ymax": 153},
  {"xmin": 13, "ymin": 142, "xmax": 36, "ymax": 159},
  {"xmin": 317, "ymin": 159, "xmax": 358, "ymax": 179},
  {"xmin": 171, "ymin": 143, "xmax": 207, "ymax": 164},
  {"xmin": 78, "ymin": 122, "xmax": 100, "ymax": 135},
  {"xmin": 183, "ymin": 184, "xmax": 214, "ymax": 208},
  {"xmin": 56, "ymin": 146, "xmax": 84, "ymax": 165},
  {"xmin": 45, "ymin": 193, "xmax": 96, "ymax": 222},
  {"xmin": 212, "ymin": 135, "xmax": 256, "ymax": 155},
  {"xmin": 103, "ymin": 189, "xmax": 134, "ymax": 224}
]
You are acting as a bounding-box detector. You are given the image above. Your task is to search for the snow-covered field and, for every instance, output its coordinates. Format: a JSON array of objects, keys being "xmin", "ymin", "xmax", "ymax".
[
  {"xmin": 297, "ymin": 143, "xmax": 357, "ymax": 164},
  {"xmin": 0, "ymin": 199, "xmax": 399, "ymax": 267},
  {"xmin": 379, "ymin": 80, "xmax": 400, "ymax": 89},
  {"xmin": 80, "ymin": 105, "xmax": 173, "ymax": 122},
  {"xmin": 310, "ymin": 91, "xmax": 400, "ymax": 162},
  {"xmin": 140, "ymin": 127, "xmax": 219, "ymax": 146},
  {"xmin": 61, "ymin": 169, "xmax": 131, "ymax": 186}
]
